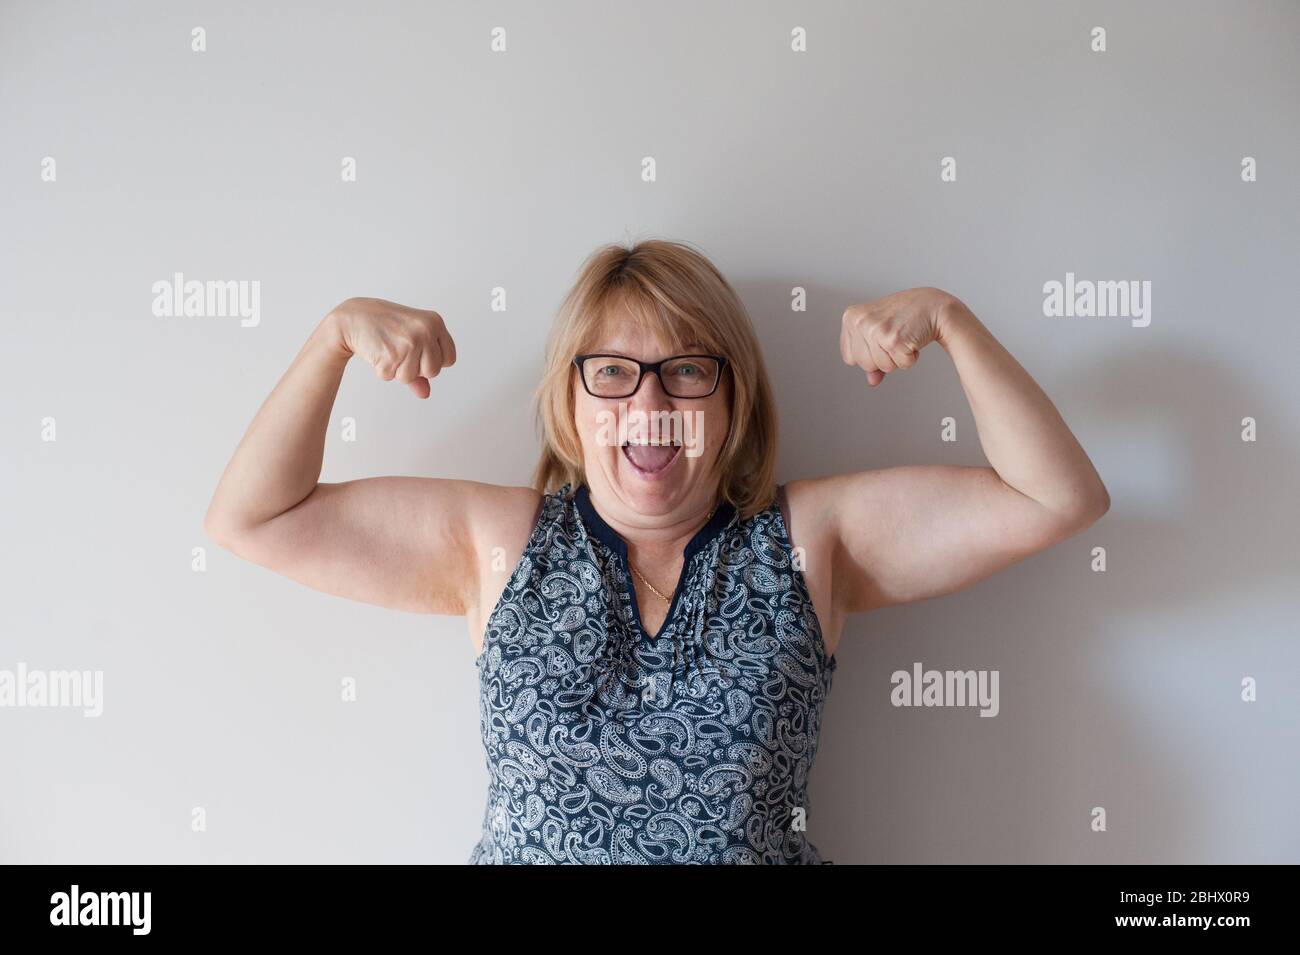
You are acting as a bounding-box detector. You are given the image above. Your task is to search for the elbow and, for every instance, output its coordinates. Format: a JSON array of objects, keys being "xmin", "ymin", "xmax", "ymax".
[
  {"xmin": 1066, "ymin": 481, "xmax": 1111, "ymax": 532},
  {"xmin": 1085, "ymin": 473, "xmax": 1111, "ymax": 522},
  {"xmin": 1037, "ymin": 480, "xmax": 1109, "ymax": 543},
  {"xmin": 202, "ymin": 508, "xmax": 245, "ymax": 553},
  {"xmin": 202, "ymin": 513, "xmax": 231, "ymax": 550},
  {"xmin": 1094, "ymin": 483, "xmax": 1111, "ymax": 520}
]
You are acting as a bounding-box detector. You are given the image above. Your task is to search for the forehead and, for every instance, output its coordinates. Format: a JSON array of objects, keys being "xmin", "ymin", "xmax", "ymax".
[
  {"xmin": 586, "ymin": 308, "xmax": 698, "ymax": 358},
  {"xmin": 588, "ymin": 337, "xmax": 703, "ymax": 359}
]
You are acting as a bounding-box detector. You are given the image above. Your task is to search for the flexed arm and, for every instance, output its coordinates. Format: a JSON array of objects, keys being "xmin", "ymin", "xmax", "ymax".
[
  {"xmin": 797, "ymin": 288, "xmax": 1110, "ymax": 614},
  {"xmin": 202, "ymin": 297, "xmax": 537, "ymax": 616}
]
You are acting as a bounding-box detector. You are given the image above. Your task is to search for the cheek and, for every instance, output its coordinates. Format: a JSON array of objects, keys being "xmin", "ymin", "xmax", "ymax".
[
  {"xmin": 572, "ymin": 391, "xmax": 611, "ymax": 456},
  {"xmin": 701, "ymin": 398, "xmax": 730, "ymax": 456}
]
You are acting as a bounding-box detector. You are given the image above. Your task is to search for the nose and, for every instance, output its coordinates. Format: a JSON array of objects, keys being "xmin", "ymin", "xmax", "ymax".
[
  {"xmin": 620, "ymin": 371, "xmax": 677, "ymax": 447},
  {"xmin": 626, "ymin": 368, "xmax": 674, "ymax": 405}
]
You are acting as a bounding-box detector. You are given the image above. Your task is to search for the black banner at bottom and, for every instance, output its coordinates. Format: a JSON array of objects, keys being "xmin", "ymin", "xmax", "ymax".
[{"xmin": 0, "ymin": 863, "xmax": 1290, "ymax": 941}]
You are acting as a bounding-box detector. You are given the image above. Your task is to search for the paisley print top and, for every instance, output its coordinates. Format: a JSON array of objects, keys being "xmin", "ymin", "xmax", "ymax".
[{"xmin": 469, "ymin": 481, "xmax": 837, "ymax": 864}]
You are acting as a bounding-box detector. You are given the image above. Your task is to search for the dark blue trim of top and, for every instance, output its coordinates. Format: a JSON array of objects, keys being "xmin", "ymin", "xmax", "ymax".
[
  {"xmin": 572, "ymin": 484, "xmax": 736, "ymax": 561},
  {"xmin": 572, "ymin": 483, "xmax": 738, "ymax": 641}
]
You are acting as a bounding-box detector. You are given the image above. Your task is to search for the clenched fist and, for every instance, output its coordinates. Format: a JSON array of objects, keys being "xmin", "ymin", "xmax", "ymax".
[
  {"xmin": 329, "ymin": 297, "xmax": 457, "ymax": 399},
  {"xmin": 840, "ymin": 287, "xmax": 963, "ymax": 387}
]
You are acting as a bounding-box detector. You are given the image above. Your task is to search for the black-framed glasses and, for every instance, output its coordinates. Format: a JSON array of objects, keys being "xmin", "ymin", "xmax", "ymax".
[{"xmin": 573, "ymin": 353, "xmax": 729, "ymax": 399}]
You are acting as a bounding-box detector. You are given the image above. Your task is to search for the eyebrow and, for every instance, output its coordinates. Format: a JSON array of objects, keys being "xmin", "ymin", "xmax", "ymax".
[
  {"xmin": 584, "ymin": 353, "xmax": 718, "ymax": 367},
  {"xmin": 588, "ymin": 343, "xmax": 708, "ymax": 356}
]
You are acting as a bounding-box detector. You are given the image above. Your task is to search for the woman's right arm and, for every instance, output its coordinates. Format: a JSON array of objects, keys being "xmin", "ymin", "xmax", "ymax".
[{"xmin": 201, "ymin": 297, "xmax": 540, "ymax": 616}]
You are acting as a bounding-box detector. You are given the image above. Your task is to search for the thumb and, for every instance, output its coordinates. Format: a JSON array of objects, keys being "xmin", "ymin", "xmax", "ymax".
[{"xmin": 407, "ymin": 377, "xmax": 431, "ymax": 399}]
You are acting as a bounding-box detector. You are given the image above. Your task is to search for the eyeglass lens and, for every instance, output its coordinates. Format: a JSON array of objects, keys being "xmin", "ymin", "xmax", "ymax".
[{"xmin": 582, "ymin": 356, "xmax": 720, "ymax": 398}]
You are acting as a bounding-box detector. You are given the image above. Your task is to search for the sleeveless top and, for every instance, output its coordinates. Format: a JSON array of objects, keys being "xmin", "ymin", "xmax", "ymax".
[{"xmin": 469, "ymin": 481, "xmax": 837, "ymax": 864}]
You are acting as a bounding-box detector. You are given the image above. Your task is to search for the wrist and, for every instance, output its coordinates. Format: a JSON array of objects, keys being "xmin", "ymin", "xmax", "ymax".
[
  {"xmin": 313, "ymin": 307, "xmax": 354, "ymax": 360},
  {"xmin": 936, "ymin": 297, "xmax": 978, "ymax": 349}
]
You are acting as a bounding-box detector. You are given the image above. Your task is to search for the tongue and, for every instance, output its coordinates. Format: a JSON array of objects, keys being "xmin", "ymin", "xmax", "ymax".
[{"xmin": 625, "ymin": 444, "xmax": 677, "ymax": 472}]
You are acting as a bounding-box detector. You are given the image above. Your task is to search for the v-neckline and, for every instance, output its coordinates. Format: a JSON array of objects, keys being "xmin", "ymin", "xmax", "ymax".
[{"xmin": 573, "ymin": 484, "xmax": 735, "ymax": 641}]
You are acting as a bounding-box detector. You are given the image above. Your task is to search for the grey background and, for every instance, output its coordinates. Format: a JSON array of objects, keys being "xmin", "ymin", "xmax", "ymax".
[{"xmin": 2, "ymin": 0, "xmax": 1297, "ymax": 863}]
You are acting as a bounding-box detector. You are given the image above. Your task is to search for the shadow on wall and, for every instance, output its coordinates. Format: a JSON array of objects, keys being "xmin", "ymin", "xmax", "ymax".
[{"xmin": 740, "ymin": 278, "xmax": 1300, "ymax": 863}]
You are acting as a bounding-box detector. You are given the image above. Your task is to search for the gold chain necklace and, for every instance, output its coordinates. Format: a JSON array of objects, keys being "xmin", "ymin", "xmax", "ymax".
[{"xmin": 628, "ymin": 502, "xmax": 718, "ymax": 603}]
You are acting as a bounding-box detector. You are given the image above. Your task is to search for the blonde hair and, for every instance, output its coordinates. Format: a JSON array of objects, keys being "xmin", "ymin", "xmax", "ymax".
[{"xmin": 531, "ymin": 239, "xmax": 778, "ymax": 520}]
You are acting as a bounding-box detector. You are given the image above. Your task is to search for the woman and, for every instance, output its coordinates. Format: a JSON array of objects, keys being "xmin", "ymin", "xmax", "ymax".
[{"xmin": 203, "ymin": 239, "xmax": 1109, "ymax": 864}]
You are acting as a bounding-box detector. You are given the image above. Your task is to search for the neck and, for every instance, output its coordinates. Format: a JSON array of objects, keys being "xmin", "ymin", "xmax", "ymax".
[{"xmin": 585, "ymin": 487, "xmax": 718, "ymax": 556}]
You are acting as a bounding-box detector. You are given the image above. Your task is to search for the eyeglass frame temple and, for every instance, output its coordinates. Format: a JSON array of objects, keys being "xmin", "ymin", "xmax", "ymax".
[{"xmin": 571, "ymin": 353, "xmax": 729, "ymax": 398}]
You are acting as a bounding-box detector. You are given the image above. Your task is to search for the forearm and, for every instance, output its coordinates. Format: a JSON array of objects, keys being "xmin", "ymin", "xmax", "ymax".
[
  {"xmin": 937, "ymin": 300, "xmax": 1108, "ymax": 520},
  {"xmin": 204, "ymin": 312, "xmax": 352, "ymax": 536}
]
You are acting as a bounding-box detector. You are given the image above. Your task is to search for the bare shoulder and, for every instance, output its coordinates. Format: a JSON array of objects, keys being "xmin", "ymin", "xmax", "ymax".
[
  {"xmin": 460, "ymin": 481, "xmax": 545, "ymax": 565},
  {"xmin": 780, "ymin": 467, "xmax": 926, "ymax": 617},
  {"xmin": 461, "ymin": 480, "xmax": 545, "ymax": 524},
  {"xmin": 463, "ymin": 482, "xmax": 546, "ymax": 655},
  {"xmin": 774, "ymin": 475, "xmax": 868, "ymax": 563},
  {"xmin": 778, "ymin": 476, "xmax": 847, "ymax": 657},
  {"xmin": 781, "ymin": 469, "xmax": 898, "ymax": 539},
  {"xmin": 779, "ymin": 474, "xmax": 844, "ymax": 548}
]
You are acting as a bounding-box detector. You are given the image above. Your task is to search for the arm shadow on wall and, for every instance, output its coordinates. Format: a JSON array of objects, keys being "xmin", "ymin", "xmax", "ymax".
[{"xmin": 740, "ymin": 278, "xmax": 1299, "ymax": 863}]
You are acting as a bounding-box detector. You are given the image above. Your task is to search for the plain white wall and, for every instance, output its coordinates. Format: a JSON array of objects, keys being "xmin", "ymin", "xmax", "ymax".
[{"xmin": 2, "ymin": 0, "xmax": 1297, "ymax": 863}]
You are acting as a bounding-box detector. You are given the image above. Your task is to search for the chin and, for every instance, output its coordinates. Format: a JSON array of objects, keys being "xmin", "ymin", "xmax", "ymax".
[{"xmin": 607, "ymin": 444, "xmax": 702, "ymax": 511}]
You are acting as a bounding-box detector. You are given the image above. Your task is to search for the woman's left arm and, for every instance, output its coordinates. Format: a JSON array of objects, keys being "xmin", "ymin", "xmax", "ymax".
[{"xmin": 802, "ymin": 287, "xmax": 1110, "ymax": 614}]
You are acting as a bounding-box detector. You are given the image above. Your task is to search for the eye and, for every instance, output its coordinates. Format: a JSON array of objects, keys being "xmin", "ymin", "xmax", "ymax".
[{"xmin": 596, "ymin": 364, "xmax": 626, "ymax": 377}]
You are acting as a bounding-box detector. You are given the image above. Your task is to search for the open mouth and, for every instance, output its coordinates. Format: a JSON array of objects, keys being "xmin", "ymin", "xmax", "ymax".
[{"xmin": 621, "ymin": 441, "xmax": 682, "ymax": 476}]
